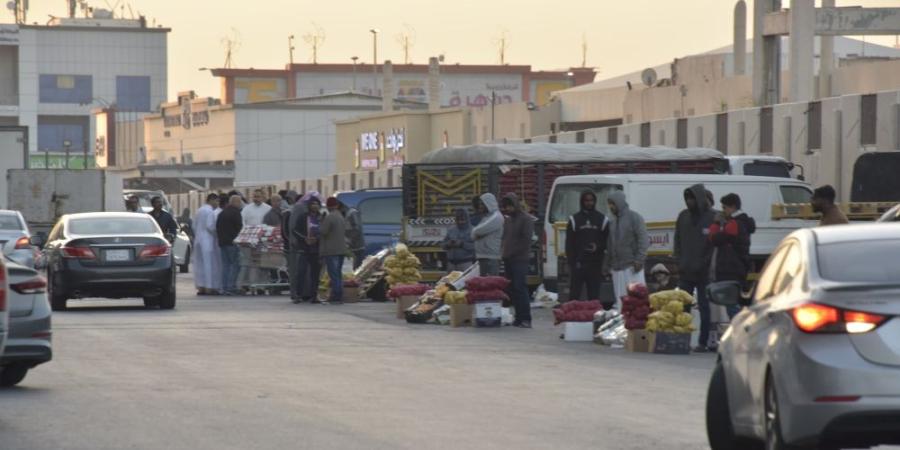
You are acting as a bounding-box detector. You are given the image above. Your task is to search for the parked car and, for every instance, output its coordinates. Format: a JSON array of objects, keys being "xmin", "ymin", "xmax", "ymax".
[
  {"xmin": 0, "ymin": 256, "xmax": 8, "ymax": 357},
  {"xmin": 0, "ymin": 256, "xmax": 51, "ymax": 387},
  {"xmin": 0, "ymin": 210, "xmax": 36, "ymax": 268},
  {"xmin": 40, "ymin": 212, "xmax": 177, "ymax": 311},
  {"xmin": 706, "ymin": 223, "xmax": 900, "ymax": 449},
  {"xmin": 334, "ymin": 189, "xmax": 402, "ymax": 256},
  {"xmin": 122, "ymin": 189, "xmax": 192, "ymax": 273}
]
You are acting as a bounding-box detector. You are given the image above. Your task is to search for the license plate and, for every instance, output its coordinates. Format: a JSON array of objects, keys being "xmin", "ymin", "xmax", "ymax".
[{"xmin": 105, "ymin": 249, "xmax": 131, "ymax": 262}]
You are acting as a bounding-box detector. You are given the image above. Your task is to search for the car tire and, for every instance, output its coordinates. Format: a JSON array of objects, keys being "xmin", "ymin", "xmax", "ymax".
[
  {"xmin": 179, "ymin": 248, "xmax": 190, "ymax": 274},
  {"xmin": 707, "ymin": 362, "xmax": 762, "ymax": 450},
  {"xmin": 158, "ymin": 288, "xmax": 176, "ymax": 310},
  {"xmin": 143, "ymin": 296, "xmax": 160, "ymax": 308},
  {"xmin": 765, "ymin": 371, "xmax": 803, "ymax": 450},
  {"xmin": 0, "ymin": 364, "xmax": 29, "ymax": 387},
  {"xmin": 48, "ymin": 270, "xmax": 68, "ymax": 312}
]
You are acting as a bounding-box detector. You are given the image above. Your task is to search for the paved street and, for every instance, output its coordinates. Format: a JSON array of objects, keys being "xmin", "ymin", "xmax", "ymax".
[{"xmin": 0, "ymin": 273, "xmax": 718, "ymax": 450}]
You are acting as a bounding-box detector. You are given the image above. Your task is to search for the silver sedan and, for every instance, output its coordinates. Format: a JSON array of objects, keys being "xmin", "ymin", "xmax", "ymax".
[{"xmin": 706, "ymin": 224, "xmax": 900, "ymax": 449}]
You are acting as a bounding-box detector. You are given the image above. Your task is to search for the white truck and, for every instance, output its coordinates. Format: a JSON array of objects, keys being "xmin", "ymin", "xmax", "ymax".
[
  {"xmin": 545, "ymin": 173, "xmax": 818, "ymax": 294},
  {"xmin": 6, "ymin": 169, "xmax": 109, "ymax": 237}
]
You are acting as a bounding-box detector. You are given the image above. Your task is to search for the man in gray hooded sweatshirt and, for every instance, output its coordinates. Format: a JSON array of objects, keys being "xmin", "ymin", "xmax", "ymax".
[
  {"xmin": 605, "ymin": 191, "xmax": 650, "ymax": 308},
  {"xmin": 470, "ymin": 193, "xmax": 503, "ymax": 276}
]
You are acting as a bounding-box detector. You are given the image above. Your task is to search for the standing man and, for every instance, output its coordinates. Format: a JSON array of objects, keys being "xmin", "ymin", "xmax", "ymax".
[
  {"xmin": 673, "ymin": 184, "xmax": 715, "ymax": 349},
  {"xmin": 565, "ymin": 190, "xmax": 609, "ymax": 301},
  {"xmin": 125, "ymin": 195, "xmax": 140, "ymax": 212},
  {"xmin": 320, "ymin": 197, "xmax": 348, "ymax": 304},
  {"xmin": 811, "ymin": 185, "xmax": 848, "ymax": 226},
  {"xmin": 605, "ymin": 191, "xmax": 650, "ymax": 309},
  {"xmin": 216, "ymin": 195, "xmax": 244, "ymax": 295},
  {"xmin": 471, "ymin": 193, "xmax": 503, "ymax": 276},
  {"xmin": 238, "ymin": 189, "xmax": 271, "ymax": 289},
  {"xmin": 340, "ymin": 200, "xmax": 366, "ymax": 269},
  {"xmin": 149, "ymin": 196, "xmax": 178, "ymax": 238},
  {"xmin": 242, "ymin": 189, "xmax": 272, "ymax": 226},
  {"xmin": 193, "ymin": 193, "xmax": 221, "ymax": 295},
  {"xmin": 443, "ymin": 208, "xmax": 476, "ymax": 272},
  {"xmin": 263, "ymin": 194, "xmax": 284, "ymax": 226},
  {"xmin": 501, "ymin": 193, "xmax": 534, "ymax": 329},
  {"xmin": 709, "ymin": 193, "xmax": 756, "ymax": 323},
  {"xmin": 293, "ymin": 197, "xmax": 324, "ymax": 303}
]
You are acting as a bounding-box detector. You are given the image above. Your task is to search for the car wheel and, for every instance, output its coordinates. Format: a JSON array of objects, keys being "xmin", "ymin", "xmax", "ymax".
[
  {"xmin": 765, "ymin": 372, "xmax": 801, "ymax": 450},
  {"xmin": 158, "ymin": 288, "xmax": 176, "ymax": 310},
  {"xmin": 0, "ymin": 364, "xmax": 29, "ymax": 387},
  {"xmin": 707, "ymin": 362, "xmax": 763, "ymax": 450},
  {"xmin": 179, "ymin": 248, "xmax": 190, "ymax": 273},
  {"xmin": 48, "ymin": 270, "xmax": 68, "ymax": 312}
]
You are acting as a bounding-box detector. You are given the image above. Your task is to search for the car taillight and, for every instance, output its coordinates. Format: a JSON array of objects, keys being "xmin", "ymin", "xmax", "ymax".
[
  {"xmin": 139, "ymin": 244, "xmax": 171, "ymax": 259},
  {"xmin": 62, "ymin": 246, "xmax": 96, "ymax": 259},
  {"xmin": 792, "ymin": 303, "xmax": 887, "ymax": 334},
  {"xmin": 11, "ymin": 277, "xmax": 47, "ymax": 295},
  {"xmin": 14, "ymin": 236, "xmax": 30, "ymax": 249}
]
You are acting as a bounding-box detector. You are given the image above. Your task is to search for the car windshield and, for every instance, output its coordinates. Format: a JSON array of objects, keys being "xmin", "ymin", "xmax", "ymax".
[
  {"xmin": 69, "ymin": 217, "xmax": 159, "ymax": 236},
  {"xmin": 547, "ymin": 184, "xmax": 622, "ymax": 223},
  {"xmin": 0, "ymin": 214, "xmax": 24, "ymax": 231},
  {"xmin": 818, "ymin": 239, "xmax": 900, "ymax": 282}
]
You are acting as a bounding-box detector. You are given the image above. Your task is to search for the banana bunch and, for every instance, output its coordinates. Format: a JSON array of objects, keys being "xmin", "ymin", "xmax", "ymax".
[
  {"xmin": 384, "ymin": 243, "xmax": 422, "ymax": 287},
  {"xmin": 645, "ymin": 303, "xmax": 696, "ymax": 334},
  {"xmin": 649, "ymin": 289, "xmax": 694, "ymax": 311}
]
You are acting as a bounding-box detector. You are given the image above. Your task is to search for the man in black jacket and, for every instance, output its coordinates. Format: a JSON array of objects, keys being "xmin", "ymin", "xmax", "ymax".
[
  {"xmin": 565, "ymin": 190, "xmax": 609, "ymax": 301},
  {"xmin": 291, "ymin": 198, "xmax": 324, "ymax": 303},
  {"xmin": 149, "ymin": 196, "xmax": 178, "ymax": 239},
  {"xmin": 216, "ymin": 195, "xmax": 243, "ymax": 295},
  {"xmin": 501, "ymin": 193, "xmax": 534, "ymax": 328},
  {"xmin": 673, "ymin": 184, "xmax": 716, "ymax": 351}
]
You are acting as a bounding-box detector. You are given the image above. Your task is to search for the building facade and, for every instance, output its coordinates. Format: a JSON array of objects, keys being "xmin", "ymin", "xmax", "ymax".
[{"xmin": 0, "ymin": 17, "xmax": 167, "ymax": 169}]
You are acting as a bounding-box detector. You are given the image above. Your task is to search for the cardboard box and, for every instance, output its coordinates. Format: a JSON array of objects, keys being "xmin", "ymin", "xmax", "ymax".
[
  {"xmin": 449, "ymin": 304, "xmax": 473, "ymax": 328},
  {"xmin": 474, "ymin": 302, "xmax": 502, "ymax": 327},
  {"xmin": 342, "ymin": 286, "xmax": 360, "ymax": 303},
  {"xmin": 625, "ymin": 329, "xmax": 651, "ymax": 352},
  {"xmin": 396, "ymin": 295, "xmax": 419, "ymax": 319},
  {"xmin": 649, "ymin": 331, "xmax": 691, "ymax": 355},
  {"xmin": 563, "ymin": 322, "xmax": 595, "ymax": 342}
]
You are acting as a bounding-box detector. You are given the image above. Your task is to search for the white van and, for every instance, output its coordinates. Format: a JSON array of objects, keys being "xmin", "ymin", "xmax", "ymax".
[{"xmin": 543, "ymin": 174, "xmax": 817, "ymax": 289}]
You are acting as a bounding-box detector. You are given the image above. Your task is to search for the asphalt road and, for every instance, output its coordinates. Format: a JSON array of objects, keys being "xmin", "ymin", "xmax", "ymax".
[{"xmin": 0, "ymin": 273, "xmax": 719, "ymax": 450}]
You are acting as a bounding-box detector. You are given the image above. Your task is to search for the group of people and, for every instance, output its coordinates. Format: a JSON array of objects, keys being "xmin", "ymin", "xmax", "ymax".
[{"xmin": 189, "ymin": 189, "xmax": 364, "ymax": 303}]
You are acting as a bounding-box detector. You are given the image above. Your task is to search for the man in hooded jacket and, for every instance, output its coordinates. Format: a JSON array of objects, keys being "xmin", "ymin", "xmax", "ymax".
[
  {"xmin": 605, "ymin": 191, "xmax": 650, "ymax": 308},
  {"xmin": 565, "ymin": 190, "xmax": 609, "ymax": 301},
  {"xmin": 501, "ymin": 193, "xmax": 534, "ymax": 328},
  {"xmin": 471, "ymin": 193, "xmax": 503, "ymax": 276},
  {"xmin": 673, "ymin": 184, "xmax": 715, "ymax": 318}
]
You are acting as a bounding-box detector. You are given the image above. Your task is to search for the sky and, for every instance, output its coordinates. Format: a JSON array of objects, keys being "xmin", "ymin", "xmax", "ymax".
[{"xmin": 15, "ymin": 0, "xmax": 900, "ymax": 100}]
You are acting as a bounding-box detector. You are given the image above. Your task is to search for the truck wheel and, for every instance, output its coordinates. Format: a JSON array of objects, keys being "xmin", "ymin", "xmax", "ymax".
[
  {"xmin": 179, "ymin": 248, "xmax": 190, "ymax": 273},
  {"xmin": 0, "ymin": 364, "xmax": 29, "ymax": 387}
]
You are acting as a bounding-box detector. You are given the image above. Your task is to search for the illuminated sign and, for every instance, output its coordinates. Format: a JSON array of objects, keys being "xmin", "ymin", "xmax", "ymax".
[{"xmin": 361, "ymin": 128, "xmax": 404, "ymax": 153}]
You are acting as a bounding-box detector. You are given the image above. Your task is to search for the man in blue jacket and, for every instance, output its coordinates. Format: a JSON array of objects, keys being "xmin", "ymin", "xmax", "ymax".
[{"xmin": 443, "ymin": 208, "xmax": 476, "ymax": 272}]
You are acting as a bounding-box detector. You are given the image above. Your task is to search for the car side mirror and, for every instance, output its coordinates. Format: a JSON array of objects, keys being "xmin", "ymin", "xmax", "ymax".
[
  {"xmin": 30, "ymin": 234, "xmax": 46, "ymax": 248},
  {"xmin": 707, "ymin": 281, "xmax": 743, "ymax": 307}
]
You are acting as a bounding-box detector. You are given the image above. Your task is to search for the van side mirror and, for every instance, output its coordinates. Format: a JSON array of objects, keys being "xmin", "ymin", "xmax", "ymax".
[{"xmin": 707, "ymin": 281, "xmax": 743, "ymax": 307}]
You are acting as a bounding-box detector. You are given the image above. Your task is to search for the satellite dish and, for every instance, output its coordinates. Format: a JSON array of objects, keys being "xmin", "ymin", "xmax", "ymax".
[
  {"xmin": 6, "ymin": 1, "xmax": 15, "ymax": 11},
  {"xmin": 641, "ymin": 68, "xmax": 658, "ymax": 87}
]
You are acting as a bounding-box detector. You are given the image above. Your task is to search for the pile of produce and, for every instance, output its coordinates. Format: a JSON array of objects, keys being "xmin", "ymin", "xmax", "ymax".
[
  {"xmin": 553, "ymin": 300, "xmax": 604, "ymax": 325},
  {"xmin": 405, "ymin": 296, "xmax": 444, "ymax": 323},
  {"xmin": 443, "ymin": 291, "xmax": 469, "ymax": 305},
  {"xmin": 464, "ymin": 276, "xmax": 509, "ymax": 304},
  {"xmin": 646, "ymin": 289, "xmax": 696, "ymax": 334},
  {"xmin": 319, "ymin": 272, "xmax": 357, "ymax": 292},
  {"xmin": 387, "ymin": 283, "xmax": 429, "ymax": 299},
  {"xmin": 595, "ymin": 311, "xmax": 626, "ymax": 346},
  {"xmin": 384, "ymin": 244, "xmax": 422, "ymax": 287},
  {"xmin": 621, "ymin": 283, "xmax": 651, "ymax": 330}
]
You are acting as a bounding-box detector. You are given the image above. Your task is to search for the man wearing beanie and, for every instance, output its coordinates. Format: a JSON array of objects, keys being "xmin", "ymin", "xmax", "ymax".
[{"xmin": 320, "ymin": 197, "xmax": 348, "ymax": 304}]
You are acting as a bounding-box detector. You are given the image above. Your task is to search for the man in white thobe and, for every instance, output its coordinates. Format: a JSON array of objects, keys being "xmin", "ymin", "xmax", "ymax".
[
  {"xmin": 193, "ymin": 193, "xmax": 222, "ymax": 295},
  {"xmin": 238, "ymin": 189, "xmax": 272, "ymax": 289}
]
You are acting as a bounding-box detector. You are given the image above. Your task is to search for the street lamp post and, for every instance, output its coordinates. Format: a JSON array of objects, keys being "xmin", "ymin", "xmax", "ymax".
[
  {"xmin": 63, "ymin": 140, "xmax": 71, "ymax": 169},
  {"xmin": 369, "ymin": 28, "xmax": 379, "ymax": 94},
  {"xmin": 351, "ymin": 56, "xmax": 359, "ymax": 92}
]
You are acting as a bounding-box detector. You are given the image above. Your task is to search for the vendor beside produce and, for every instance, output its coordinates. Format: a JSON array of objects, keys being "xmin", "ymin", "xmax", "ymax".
[
  {"xmin": 605, "ymin": 191, "xmax": 650, "ymax": 309},
  {"xmin": 471, "ymin": 193, "xmax": 503, "ymax": 276},
  {"xmin": 443, "ymin": 209, "xmax": 476, "ymax": 272},
  {"xmin": 565, "ymin": 190, "xmax": 609, "ymax": 301}
]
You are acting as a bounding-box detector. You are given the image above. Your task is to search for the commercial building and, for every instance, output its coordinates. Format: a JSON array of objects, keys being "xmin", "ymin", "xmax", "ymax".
[
  {"xmin": 141, "ymin": 91, "xmax": 426, "ymax": 190},
  {"xmin": 0, "ymin": 14, "xmax": 168, "ymax": 169}
]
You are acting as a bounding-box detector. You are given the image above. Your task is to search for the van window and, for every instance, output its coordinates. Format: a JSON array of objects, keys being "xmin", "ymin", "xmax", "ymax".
[
  {"xmin": 780, "ymin": 185, "xmax": 813, "ymax": 204},
  {"xmin": 548, "ymin": 184, "xmax": 621, "ymax": 223},
  {"xmin": 359, "ymin": 196, "xmax": 402, "ymax": 226},
  {"xmin": 743, "ymin": 161, "xmax": 791, "ymax": 178},
  {"xmin": 632, "ymin": 183, "xmax": 771, "ymax": 223}
]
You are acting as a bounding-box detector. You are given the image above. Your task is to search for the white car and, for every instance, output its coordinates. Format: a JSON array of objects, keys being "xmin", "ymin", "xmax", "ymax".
[{"xmin": 123, "ymin": 190, "xmax": 192, "ymax": 273}]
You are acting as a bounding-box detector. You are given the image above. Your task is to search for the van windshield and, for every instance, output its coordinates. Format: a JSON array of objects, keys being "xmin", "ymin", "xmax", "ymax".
[
  {"xmin": 548, "ymin": 184, "xmax": 622, "ymax": 223},
  {"xmin": 744, "ymin": 161, "xmax": 791, "ymax": 178}
]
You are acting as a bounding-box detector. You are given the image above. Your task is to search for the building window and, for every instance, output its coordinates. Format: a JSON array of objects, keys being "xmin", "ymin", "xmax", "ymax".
[
  {"xmin": 116, "ymin": 76, "xmax": 151, "ymax": 112},
  {"xmin": 608, "ymin": 127, "xmax": 618, "ymax": 144},
  {"xmin": 576, "ymin": 131, "xmax": 585, "ymax": 143},
  {"xmin": 39, "ymin": 74, "xmax": 92, "ymax": 104},
  {"xmin": 676, "ymin": 118, "xmax": 688, "ymax": 148},
  {"xmin": 640, "ymin": 123, "xmax": 650, "ymax": 147},
  {"xmin": 519, "ymin": 123, "xmax": 525, "ymax": 138},
  {"xmin": 716, "ymin": 113, "xmax": 728, "ymax": 153},
  {"xmin": 696, "ymin": 127, "xmax": 704, "ymax": 148},
  {"xmin": 738, "ymin": 121, "xmax": 746, "ymax": 154},
  {"xmin": 658, "ymin": 129, "xmax": 666, "ymax": 146},
  {"xmin": 807, "ymin": 101, "xmax": 822, "ymax": 150},
  {"xmin": 860, "ymin": 94, "xmax": 877, "ymax": 146},
  {"xmin": 760, "ymin": 107, "xmax": 774, "ymax": 153},
  {"xmin": 783, "ymin": 116, "xmax": 793, "ymax": 156},
  {"xmin": 37, "ymin": 118, "xmax": 88, "ymax": 152}
]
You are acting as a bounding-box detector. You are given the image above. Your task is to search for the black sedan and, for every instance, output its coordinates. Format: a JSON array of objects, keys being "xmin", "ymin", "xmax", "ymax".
[{"xmin": 40, "ymin": 213, "xmax": 176, "ymax": 310}]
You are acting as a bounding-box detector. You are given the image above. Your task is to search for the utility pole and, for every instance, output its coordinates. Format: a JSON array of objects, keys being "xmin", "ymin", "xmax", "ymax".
[
  {"xmin": 370, "ymin": 29, "xmax": 380, "ymax": 94},
  {"xmin": 581, "ymin": 33, "xmax": 588, "ymax": 68},
  {"xmin": 491, "ymin": 91, "xmax": 496, "ymax": 141},
  {"xmin": 351, "ymin": 56, "xmax": 359, "ymax": 92},
  {"xmin": 288, "ymin": 35, "xmax": 295, "ymax": 65}
]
